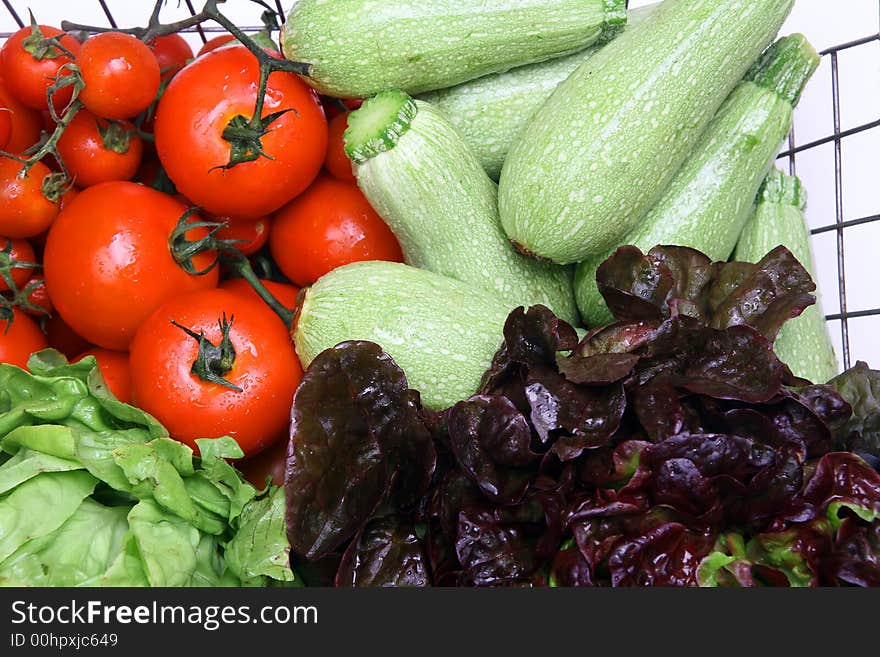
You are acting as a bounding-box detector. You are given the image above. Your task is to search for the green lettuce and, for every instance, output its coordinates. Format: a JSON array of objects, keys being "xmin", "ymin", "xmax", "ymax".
[{"xmin": 0, "ymin": 351, "xmax": 296, "ymax": 587}]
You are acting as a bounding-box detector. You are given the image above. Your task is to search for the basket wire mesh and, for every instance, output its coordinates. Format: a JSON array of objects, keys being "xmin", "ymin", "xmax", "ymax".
[{"xmin": 0, "ymin": 1, "xmax": 878, "ymax": 372}]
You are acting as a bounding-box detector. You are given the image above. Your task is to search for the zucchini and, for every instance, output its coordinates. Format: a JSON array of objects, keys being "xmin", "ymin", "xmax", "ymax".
[
  {"xmin": 293, "ymin": 261, "xmax": 511, "ymax": 410},
  {"xmin": 344, "ymin": 90, "xmax": 578, "ymax": 325},
  {"xmin": 498, "ymin": 0, "xmax": 795, "ymax": 265},
  {"xmin": 280, "ymin": 0, "xmax": 627, "ymax": 99},
  {"xmin": 418, "ymin": 3, "xmax": 659, "ymax": 180},
  {"xmin": 734, "ymin": 169, "xmax": 839, "ymax": 383},
  {"xmin": 575, "ymin": 34, "xmax": 819, "ymax": 326}
]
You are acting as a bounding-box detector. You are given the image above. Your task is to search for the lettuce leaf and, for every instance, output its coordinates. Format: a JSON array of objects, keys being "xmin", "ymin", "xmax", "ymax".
[{"xmin": 0, "ymin": 353, "xmax": 296, "ymax": 587}]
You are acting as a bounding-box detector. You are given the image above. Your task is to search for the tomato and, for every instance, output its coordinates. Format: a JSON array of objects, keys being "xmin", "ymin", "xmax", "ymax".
[
  {"xmin": 214, "ymin": 214, "xmax": 270, "ymax": 256},
  {"xmin": 0, "ymin": 76, "xmax": 42, "ymax": 153},
  {"xmin": 0, "ymin": 157, "xmax": 60, "ymax": 238},
  {"xmin": 0, "ymin": 25, "xmax": 81, "ymax": 111},
  {"xmin": 23, "ymin": 276, "xmax": 52, "ymax": 316},
  {"xmin": 269, "ymin": 175, "xmax": 403, "ymax": 286},
  {"xmin": 154, "ymin": 45, "xmax": 327, "ymax": 218},
  {"xmin": 324, "ymin": 112, "xmax": 355, "ymax": 183},
  {"xmin": 43, "ymin": 181, "xmax": 219, "ymax": 350},
  {"xmin": 148, "ymin": 34, "xmax": 193, "ymax": 82},
  {"xmin": 43, "ymin": 312, "xmax": 90, "ymax": 360},
  {"xmin": 76, "ymin": 32, "xmax": 160, "ymax": 120},
  {"xmin": 29, "ymin": 186, "xmax": 79, "ymax": 249},
  {"xmin": 197, "ymin": 34, "xmax": 235, "ymax": 57},
  {"xmin": 0, "ymin": 237, "xmax": 36, "ymax": 291},
  {"xmin": 237, "ymin": 435, "xmax": 288, "ymax": 488},
  {"xmin": 219, "ymin": 277, "xmax": 300, "ymax": 311},
  {"xmin": 75, "ymin": 347, "xmax": 132, "ymax": 404},
  {"xmin": 0, "ymin": 108, "xmax": 11, "ymax": 150},
  {"xmin": 56, "ymin": 109, "xmax": 143, "ymax": 187},
  {"xmin": 0, "ymin": 308, "xmax": 48, "ymax": 368},
  {"xmin": 321, "ymin": 96, "xmax": 362, "ymax": 121},
  {"xmin": 129, "ymin": 288, "xmax": 302, "ymax": 456}
]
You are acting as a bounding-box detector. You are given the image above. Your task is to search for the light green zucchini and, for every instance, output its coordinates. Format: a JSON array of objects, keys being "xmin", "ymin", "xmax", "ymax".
[
  {"xmin": 575, "ymin": 34, "xmax": 819, "ymax": 326},
  {"xmin": 280, "ymin": 0, "xmax": 627, "ymax": 98},
  {"xmin": 417, "ymin": 3, "xmax": 659, "ymax": 180},
  {"xmin": 734, "ymin": 169, "xmax": 839, "ymax": 383},
  {"xmin": 344, "ymin": 90, "xmax": 578, "ymax": 325},
  {"xmin": 498, "ymin": 0, "xmax": 795, "ymax": 265},
  {"xmin": 293, "ymin": 261, "xmax": 511, "ymax": 410}
]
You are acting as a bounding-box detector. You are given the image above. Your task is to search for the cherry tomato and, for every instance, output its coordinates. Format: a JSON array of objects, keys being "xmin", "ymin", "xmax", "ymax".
[
  {"xmin": 29, "ymin": 186, "xmax": 79, "ymax": 249},
  {"xmin": 148, "ymin": 34, "xmax": 193, "ymax": 82},
  {"xmin": 76, "ymin": 32, "xmax": 160, "ymax": 120},
  {"xmin": 0, "ymin": 237, "xmax": 36, "ymax": 291},
  {"xmin": 0, "ymin": 157, "xmax": 60, "ymax": 238},
  {"xmin": 0, "ymin": 25, "xmax": 81, "ymax": 111},
  {"xmin": 0, "ymin": 308, "xmax": 48, "ymax": 368},
  {"xmin": 129, "ymin": 288, "xmax": 302, "ymax": 456},
  {"xmin": 270, "ymin": 175, "xmax": 403, "ymax": 286},
  {"xmin": 23, "ymin": 276, "xmax": 52, "ymax": 316},
  {"xmin": 237, "ymin": 435, "xmax": 288, "ymax": 488},
  {"xmin": 0, "ymin": 76, "xmax": 42, "ymax": 153},
  {"xmin": 154, "ymin": 45, "xmax": 327, "ymax": 218},
  {"xmin": 214, "ymin": 214, "xmax": 270, "ymax": 256},
  {"xmin": 219, "ymin": 277, "xmax": 300, "ymax": 311},
  {"xmin": 56, "ymin": 110, "xmax": 143, "ymax": 187},
  {"xmin": 197, "ymin": 34, "xmax": 235, "ymax": 57},
  {"xmin": 0, "ymin": 108, "xmax": 12, "ymax": 150},
  {"xmin": 75, "ymin": 347, "xmax": 132, "ymax": 404},
  {"xmin": 324, "ymin": 112, "xmax": 355, "ymax": 183},
  {"xmin": 43, "ymin": 312, "xmax": 91, "ymax": 360},
  {"xmin": 43, "ymin": 181, "xmax": 218, "ymax": 350}
]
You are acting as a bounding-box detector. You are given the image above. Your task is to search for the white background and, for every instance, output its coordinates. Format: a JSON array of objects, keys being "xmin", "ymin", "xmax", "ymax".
[{"xmin": 1, "ymin": 0, "xmax": 878, "ymax": 373}]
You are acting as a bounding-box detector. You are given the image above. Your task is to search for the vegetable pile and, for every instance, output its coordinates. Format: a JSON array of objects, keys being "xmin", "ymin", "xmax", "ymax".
[
  {"xmin": 0, "ymin": 0, "xmax": 877, "ymax": 587},
  {"xmin": 284, "ymin": 246, "xmax": 880, "ymax": 586}
]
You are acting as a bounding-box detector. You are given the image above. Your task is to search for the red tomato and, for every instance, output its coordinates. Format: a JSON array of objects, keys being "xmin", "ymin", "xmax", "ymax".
[
  {"xmin": 154, "ymin": 45, "xmax": 327, "ymax": 218},
  {"xmin": 29, "ymin": 186, "xmax": 79, "ymax": 249},
  {"xmin": 219, "ymin": 277, "xmax": 300, "ymax": 311},
  {"xmin": 321, "ymin": 96, "xmax": 363, "ymax": 121},
  {"xmin": 0, "ymin": 157, "xmax": 60, "ymax": 238},
  {"xmin": 269, "ymin": 175, "xmax": 403, "ymax": 286},
  {"xmin": 148, "ymin": 34, "xmax": 193, "ymax": 82},
  {"xmin": 324, "ymin": 112, "xmax": 355, "ymax": 183},
  {"xmin": 0, "ymin": 108, "xmax": 11, "ymax": 150},
  {"xmin": 75, "ymin": 347, "xmax": 132, "ymax": 404},
  {"xmin": 129, "ymin": 288, "xmax": 302, "ymax": 456},
  {"xmin": 237, "ymin": 435, "xmax": 288, "ymax": 488},
  {"xmin": 0, "ymin": 25, "xmax": 81, "ymax": 111},
  {"xmin": 197, "ymin": 34, "xmax": 235, "ymax": 57},
  {"xmin": 43, "ymin": 312, "xmax": 91, "ymax": 360},
  {"xmin": 0, "ymin": 308, "xmax": 48, "ymax": 368},
  {"xmin": 23, "ymin": 276, "xmax": 52, "ymax": 316},
  {"xmin": 0, "ymin": 75, "xmax": 42, "ymax": 153},
  {"xmin": 76, "ymin": 32, "xmax": 160, "ymax": 120},
  {"xmin": 214, "ymin": 214, "xmax": 270, "ymax": 256},
  {"xmin": 43, "ymin": 181, "xmax": 219, "ymax": 350},
  {"xmin": 56, "ymin": 109, "xmax": 143, "ymax": 187},
  {"xmin": 0, "ymin": 237, "xmax": 36, "ymax": 291}
]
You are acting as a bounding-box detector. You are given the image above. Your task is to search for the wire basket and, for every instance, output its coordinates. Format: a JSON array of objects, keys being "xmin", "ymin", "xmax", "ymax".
[{"xmin": 1, "ymin": 0, "xmax": 878, "ymax": 374}]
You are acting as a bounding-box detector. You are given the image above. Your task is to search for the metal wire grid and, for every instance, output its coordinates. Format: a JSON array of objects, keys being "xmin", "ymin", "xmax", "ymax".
[
  {"xmin": 777, "ymin": 19, "xmax": 880, "ymax": 372},
  {"xmin": 0, "ymin": 1, "xmax": 877, "ymax": 371}
]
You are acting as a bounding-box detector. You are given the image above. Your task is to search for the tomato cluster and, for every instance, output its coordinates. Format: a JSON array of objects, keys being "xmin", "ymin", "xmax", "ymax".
[{"xmin": 0, "ymin": 23, "xmax": 403, "ymax": 481}]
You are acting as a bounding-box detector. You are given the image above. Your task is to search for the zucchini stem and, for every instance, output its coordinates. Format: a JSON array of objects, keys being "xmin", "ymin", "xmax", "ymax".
[{"xmin": 745, "ymin": 33, "xmax": 820, "ymax": 107}]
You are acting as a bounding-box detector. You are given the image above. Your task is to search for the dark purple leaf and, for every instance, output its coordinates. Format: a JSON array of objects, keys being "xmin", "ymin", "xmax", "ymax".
[
  {"xmin": 632, "ymin": 379, "xmax": 688, "ymax": 442},
  {"xmin": 455, "ymin": 505, "xmax": 538, "ymax": 586},
  {"xmin": 557, "ymin": 352, "xmax": 640, "ymax": 386},
  {"xmin": 823, "ymin": 519, "xmax": 880, "ymax": 586},
  {"xmin": 596, "ymin": 246, "xmax": 675, "ymax": 322},
  {"xmin": 607, "ymin": 522, "xmax": 714, "ymax": 587},
  {"xmin": 579, "ymin": 441, "xmax": 650, "ymax": 490},
  {"xmin": 710, "ymin": 246, "xmax": 816, "ymax": 342},
  {"xmin": 336, "ymin": 516, "xmax": 430, "ymax": 587},
  {"xmin": 550, "ymin": 542, "xmax": 595, "ymax": 587},
  {"xmin": 797, "ymin": 452, "xmax": 880, "ymax": 525},
  {"xmin": 448, "ymin": 395, "xmax": 538, "ymax": 504},
  {"xmin": 285, "ymin": 341, "xmax": 434, "ymax": 560}
]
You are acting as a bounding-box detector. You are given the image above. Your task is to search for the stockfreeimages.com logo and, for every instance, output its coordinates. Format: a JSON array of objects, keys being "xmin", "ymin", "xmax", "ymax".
[{"xmin": 11, "ymin": 599, "xmax": 318, "ymax": 632}]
